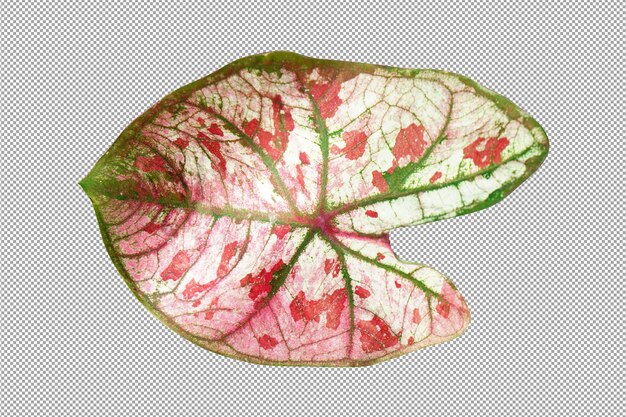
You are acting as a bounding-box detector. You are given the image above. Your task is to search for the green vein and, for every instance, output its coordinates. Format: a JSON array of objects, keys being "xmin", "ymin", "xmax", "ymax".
[
  {"xmin": 323, "ymin": 235, "xmax": 439, "ymax": 299},
  {"xmin": 79, "ymin": 180, "xmax": 308, "ymax": 227},
  {"xmin": 334, "ymin": 247, "xmax": 355, "ymax": 355},
  {"xmin": 267, "ymin": 228, "xmax": 315, "ymax": 298},
  {"xmin": 304, "ymin": 90, "xmax": 330, "ymax": 214},
  {"xmin": 329, "ymin": 143, "xmax": 546, "ymax": 216}
]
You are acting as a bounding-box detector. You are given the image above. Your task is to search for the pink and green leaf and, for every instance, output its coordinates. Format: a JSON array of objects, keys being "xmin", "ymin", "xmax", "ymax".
[{"xmin": 81, "ymin": 51, "xmax": 548, "ymax": 366}]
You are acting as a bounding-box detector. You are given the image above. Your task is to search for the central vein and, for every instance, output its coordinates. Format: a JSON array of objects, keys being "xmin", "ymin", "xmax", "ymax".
[{"xmin": 305, "ymin": 89, "xmax": 330, "ymax": 215}]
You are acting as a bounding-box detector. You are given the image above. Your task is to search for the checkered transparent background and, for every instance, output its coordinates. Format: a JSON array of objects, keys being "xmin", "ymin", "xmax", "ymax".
[{"xmin": 2, "ymin": 1, "xmax": 624, "ymax": 416}]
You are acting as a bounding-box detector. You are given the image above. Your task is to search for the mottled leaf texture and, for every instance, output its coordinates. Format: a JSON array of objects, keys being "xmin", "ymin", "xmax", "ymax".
[{"xmin": 81, "ymin": 51, "xmax": 548, "ymax": 366}]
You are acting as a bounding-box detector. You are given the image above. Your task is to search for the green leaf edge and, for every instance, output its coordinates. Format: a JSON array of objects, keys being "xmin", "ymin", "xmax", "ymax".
[{"xmin": 79, "ymin": 50, "xmax": 548, "ymax": 367}]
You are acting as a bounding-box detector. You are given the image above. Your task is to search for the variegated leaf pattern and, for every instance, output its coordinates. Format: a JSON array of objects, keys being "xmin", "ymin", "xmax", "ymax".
[{"xmin": 81, "ymin": 52, "xmax": 548, "ymax": 366}]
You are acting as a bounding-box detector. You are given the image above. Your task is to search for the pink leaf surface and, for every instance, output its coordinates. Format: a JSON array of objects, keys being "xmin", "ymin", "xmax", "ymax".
[{"xmin": 81, "ymin": 51, "xmax": 548, "ymax": 366}]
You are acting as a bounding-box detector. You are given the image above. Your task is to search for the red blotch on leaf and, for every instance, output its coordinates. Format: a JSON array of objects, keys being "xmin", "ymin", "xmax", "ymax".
[
  {"xmin": 375, "ymin": 252, "xmax": 385, "ymax": 261},
  {"xmin": 365, "ymin": 210, "xmax": 378, "ymax": 218},
  {"xmin": 274, "ymin": 96, "xmax": 295, "ymax": 131},
  {"xmin": 412, "ymin": 308, "xmax": 421, "ymax": 324},
  {"xmin": 311, "ymin": 80, "xmax": 343, "ymax": 119},
  {"xmin": 196, "ymin": 117, "xmax": 205, "ymax": 126},
  {"xmin": 289, "ymin": 288, "xmax": 346, "ymax": 330},
  {"xmin": 357, "ymin": 315, "xmax": 399, "ymax": 353},
  {"xmin": 160, "ymin": 251, "xmax": 190, "ymax": 281},
  {"xmin": 200, "ymin": 140, "xmax": 227, "ymax": 176},
  {"xmin": 392, "ymin": 123, "xmax": 427, "ymax": 163},
  {"xmin": 299, "ymin": 152, "xmax": 310, "ymax": 165},
  {"xmin": 354, "ymin": 285, "xmax": 371, "ymax": 299},
  {"xmin": 256, "ymin": 95, "xmax": 295, "ymax": 161},
  {"xmin": 144, "ymin": 221, "xmax": 160, "ymax": 234},
  {"xmin": 272, "ymin": 224, "xmax": 291, "ymax": 239},
  {"xmin": 323, "ymin": 259, "xmax": 340, "ymax": 277},
  {"xmin": 202, "ymin": 298, "xmax": 219, "ymax": 319},
  {"xmin": 296, "ymin": 165, "xmax": 306, "ymax": 189},
  {"xmin": 408, "ymin": 336, "xmax": 415, "ymax": 345},
  {"xmin": 371, "ymin": 170, "xmax": 388, "ymax": 193},
  {"xmin": 182, "ymin": 278, "xmax": 216, "ymax": 300},
  {"xmin": 331, "ymin": 130, "xmax": 368, "ymax": 160},
  {"xmin": 309, "ymin": 83, "xmax": 327, "ymax": 101},
  {"xmin": 436, "ymin": 300, "xmax": 451, "ymax": 319},
  {"xmin": 208, "ymin": 123, "xmax": 224, "ymax": 136},
  {"xmin": 240, "ymin": 260, "xmax": 285, "ymax": 302},
  {"xmin": 258, "ymin": 334, "xmax": 279, "ymax": 350},
  {"xmin": 173, "ymin": 137, "xmax": 189, "ymax": 149},
  {"xmin": 248, "ymin": 284, "xmax": 270, "ymax": 304},
  {"xmin": 429, "ymin": 171, "xmax": 442, "ymax": 183},
  {"xmin": 463, "ymin": 137, "xmax": 510, "ymax": 168},
  {"xmin": 323, "ymin": 259, "xmax": 333, "ymax": 274},
  {"xmin": 394, "ymin": 281, "xmax": 401, "ymax": 289},
  {"xmin": 217, "ymin": 241, "xmax": 239, "ymax": 278},
  {"xmin": 135, "ymin": 155, "xmax": 167, "ymax": 173},
  {"xmin": 257, "ymin": 129, "xmax": 281, "ymax": 160},
  {"xmin": 243, "ymin": 119, "xmax": 259, "ymax": 137}
]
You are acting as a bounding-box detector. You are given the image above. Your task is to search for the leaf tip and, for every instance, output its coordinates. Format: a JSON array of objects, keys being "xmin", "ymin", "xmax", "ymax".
[
  {"xmin": 78, "ymin": 175, "xmax": 92, "ymax": 195},
  {"xmin": 78, "ymin": 177, "xmax": 88, "ymax": 191},
  {"xmin": 78, "ymin": 172, "xmax": 102, "ymax": 201}
]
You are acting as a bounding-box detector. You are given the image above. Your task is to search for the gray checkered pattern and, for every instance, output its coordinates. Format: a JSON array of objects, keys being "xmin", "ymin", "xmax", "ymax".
[{"xmin": 2, "ymin": 1, "xmax": 624, "ymax": 416}]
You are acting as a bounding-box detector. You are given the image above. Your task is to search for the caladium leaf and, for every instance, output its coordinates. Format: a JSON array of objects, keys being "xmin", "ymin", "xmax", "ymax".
[{"xmin": 81, "ymin": 51, "xmax": 548, "ymax": 366}]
